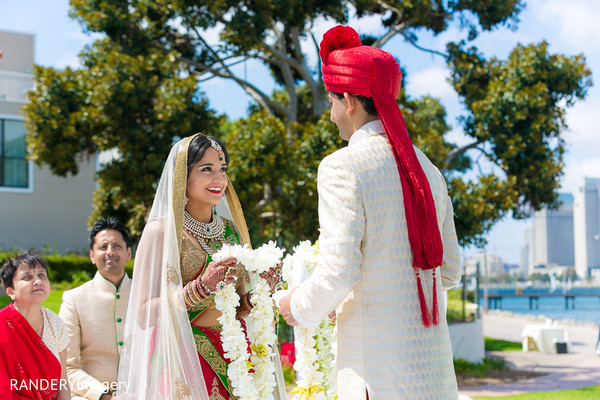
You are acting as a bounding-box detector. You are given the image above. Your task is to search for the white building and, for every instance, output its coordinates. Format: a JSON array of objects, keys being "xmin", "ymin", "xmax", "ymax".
[
  {"xmin": 533, "ymin": 193, "xmax": 575, "ymax": 268},
  {"xmin": 521, "ymin": 226, "xmax": 534, "ymax": 277},
  {"xmin": 465, "ymin": 253, "xmax": 504, "ymax": 277},
  {"xmin": 0, "ymin": 30, "xmax": 95, "ymax": 253},
  {"xmin": 520, "ymin": 193, "xmax": 575, "ymax": 277},
  {"xmin": 574, "ymin": 177, "xmax": 600, "ymax": 279}
]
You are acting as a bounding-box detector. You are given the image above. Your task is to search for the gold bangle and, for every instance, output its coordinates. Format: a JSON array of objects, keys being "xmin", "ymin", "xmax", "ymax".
[
  {"xmin": 184, "ymin": 286, "xmax": 195, "ymax": 308},
  {"xmin": 192, "ymin": 280, "xmax": 205, "ymax": 300},
  {"xmin": 187, "ymin": 283, "xmax": 202, "ymax": 305}
]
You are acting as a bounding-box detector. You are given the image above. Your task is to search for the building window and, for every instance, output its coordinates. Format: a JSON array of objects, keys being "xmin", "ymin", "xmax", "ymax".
[{"xmin": 0, "ymin": 118, "xmax": 29, "ymax": 188}]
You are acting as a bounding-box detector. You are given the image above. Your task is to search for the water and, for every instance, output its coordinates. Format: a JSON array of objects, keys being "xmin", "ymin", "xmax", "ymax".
[{"xmin": 477, "ymin": 287, "xmax": 600, "ymax": 324}]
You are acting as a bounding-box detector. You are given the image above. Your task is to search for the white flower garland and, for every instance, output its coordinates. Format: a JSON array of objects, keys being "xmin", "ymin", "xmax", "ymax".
[
  {"xmin": 281, "ymin": 241, "xmax": 337, "ymax": 400},
  {"xmin": 213, "ymin": 242, "xmax": 284, "ymax": 400}
]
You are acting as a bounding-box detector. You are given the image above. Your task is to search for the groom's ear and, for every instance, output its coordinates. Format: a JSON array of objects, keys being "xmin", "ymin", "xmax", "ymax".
[{"xmin": 343, "ymin": 92, "xmax": 357, "ymax": 114}]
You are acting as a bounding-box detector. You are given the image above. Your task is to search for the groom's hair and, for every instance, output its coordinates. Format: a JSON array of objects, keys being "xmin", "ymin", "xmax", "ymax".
[{"xmin": 331, "ymin": 92, "xmax": 377, "ymax": 116}]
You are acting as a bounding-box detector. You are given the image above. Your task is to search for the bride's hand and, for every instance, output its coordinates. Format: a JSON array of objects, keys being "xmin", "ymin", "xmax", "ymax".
[
  {"xmin": 200, "ymin": 256, "xmax": 238, "ymax": 292},
  {"xmin": 259, "ymin": 262, "xmax": 282, "ymax": 295}
]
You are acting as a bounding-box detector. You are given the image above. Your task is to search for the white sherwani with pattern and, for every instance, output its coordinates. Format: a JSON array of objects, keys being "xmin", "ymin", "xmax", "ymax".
[{"xmin": 291, "ymin": 120, "xmax": 461, "ymax": 400}]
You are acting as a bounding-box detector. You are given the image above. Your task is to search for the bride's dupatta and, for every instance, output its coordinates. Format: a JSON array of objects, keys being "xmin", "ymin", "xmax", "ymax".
[
  {"xmin": 117, "ymin": 134, "xmax": 286, "ymax": 400},
  {"xmin": 116, "ymin": 135, "xmax": 211, "ymax": 400},
  {"xmin": 0, "ymin": 304, "xmax": 61, "ymax": 400}
]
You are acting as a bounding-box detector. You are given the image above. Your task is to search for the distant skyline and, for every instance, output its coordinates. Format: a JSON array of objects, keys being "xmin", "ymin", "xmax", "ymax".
[{"xmin": 1, "ymin": 0, "xmax": 599, "ymax": 265}]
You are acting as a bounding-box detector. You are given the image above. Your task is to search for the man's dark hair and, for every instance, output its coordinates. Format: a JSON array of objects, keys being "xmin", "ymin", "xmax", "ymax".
[
  {"xmin": 1, "ymin": 251, "xmax": 48, "ymax": 289},
  {"xmin": 331, "ymin": 92, "xmax": 377, "ymax": 116},
  {"xmin": 89, "ymin": 217, "xmax": 132, "ymax": 250}
]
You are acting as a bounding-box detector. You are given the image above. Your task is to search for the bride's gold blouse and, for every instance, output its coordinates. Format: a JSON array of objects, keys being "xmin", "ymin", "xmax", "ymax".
[{"xmin": 179, "ymin": 217, "xmax": 246, "ymax": 327}]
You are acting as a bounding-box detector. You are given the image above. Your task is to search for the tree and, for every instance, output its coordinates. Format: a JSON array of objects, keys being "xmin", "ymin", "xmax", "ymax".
[
  {"xmin": 24, "ymin": 0, "xmax": 592, "ymax": 248},
  {"xmin": 24, "ymin": 39, "xmax": 219, "ymax": 238},
  {"xmin": 222, "ymin": 110, "xmax": 342, "ymax": 246},
  {"xmin": 445, "ymin": 41, "xmax": 591, "ymax": 245}
]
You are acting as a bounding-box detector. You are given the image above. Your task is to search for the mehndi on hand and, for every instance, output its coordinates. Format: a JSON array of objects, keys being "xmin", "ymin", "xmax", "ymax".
[{"xmin": 259, "ymin": 262, "xmax": 282, "ymax": 295}]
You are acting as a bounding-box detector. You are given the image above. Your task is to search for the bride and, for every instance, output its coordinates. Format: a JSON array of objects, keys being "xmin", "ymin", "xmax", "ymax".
[{"xmin": 117, "ymin": 133, "xmax": 286, "ymax": 399}]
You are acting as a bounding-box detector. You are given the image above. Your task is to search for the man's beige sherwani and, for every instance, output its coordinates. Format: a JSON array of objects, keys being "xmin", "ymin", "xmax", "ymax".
[
  {"xmin": 59, "ymin": 272, "xmax": 131, "ymax": 400},
  {"xmin": 291, "ymin": 120, "xmax": 462, "ymax": 400}
]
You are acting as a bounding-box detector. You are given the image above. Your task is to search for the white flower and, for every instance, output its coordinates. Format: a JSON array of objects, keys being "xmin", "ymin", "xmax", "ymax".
[
  {"xmin": 212, "ymin": 242, "xmax": 284, "ymax": 400},
  {"xmin": 284, "ymin": 241, "xmax": 336, "ymax": 400}
]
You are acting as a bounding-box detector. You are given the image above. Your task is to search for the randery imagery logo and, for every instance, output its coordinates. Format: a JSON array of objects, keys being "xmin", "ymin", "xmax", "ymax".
[{"xmin": 11, "ymin": 379, "xmax": 130, "ymax": 393}]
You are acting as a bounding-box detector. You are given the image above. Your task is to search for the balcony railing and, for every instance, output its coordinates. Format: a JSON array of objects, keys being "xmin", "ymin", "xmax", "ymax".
[{"xmin": 0, "ymin": 70, "xmax": 34, "ymax": 104}]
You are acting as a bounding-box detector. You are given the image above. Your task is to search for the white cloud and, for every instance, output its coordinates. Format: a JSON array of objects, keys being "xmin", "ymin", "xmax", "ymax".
[
  {"xmin": 535, "ymin": 0, "xmax": 600, "ymax": 50},
  {"xmin": 405, "ymin": 66, "xmax": 455, "ymax": 101},
  {"xmin": 560, "ymin": 158, "xmax": 600, "ymax": 195},
  {"xmin": 54, "ymin": 53, "xmax": 81, "ymax": 69},
  {"xmin": 563, "ymin": 96, "xmax": 600, "ymax": 148}
]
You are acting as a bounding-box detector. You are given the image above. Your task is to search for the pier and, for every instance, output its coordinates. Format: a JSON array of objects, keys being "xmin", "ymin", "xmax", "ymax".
[{"xmin": 483, "ymin": 292, "xmax": 600, "ymax": 310}]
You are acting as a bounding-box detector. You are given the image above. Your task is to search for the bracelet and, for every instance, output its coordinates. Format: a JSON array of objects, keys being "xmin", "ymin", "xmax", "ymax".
[
  {"xmin": 241, "ymin": 291, "xmax": 254, "ymax": 313},
  {"xmin": 184, "ymin": 285, "xmax": 197, "ymax": 308},
  {"xmin": 190, "ymin": 280, "xmax": 205, "ymax": 300},
  {"xmin": 189, "ymin": 283, "xmax": 203, "ymax": 304},
  {"xmin": 198, "ymin": 281, "xmax": 212, "ymax": 297}
]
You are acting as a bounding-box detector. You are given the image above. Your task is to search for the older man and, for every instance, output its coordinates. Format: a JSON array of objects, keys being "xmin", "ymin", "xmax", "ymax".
[
  {"xmin": 279, "ymin": 25, "xmax": 462, "ymax": 399},
  {"xmin": 59, "ymin": 217, "xmax": 132, "ymax": 399}
]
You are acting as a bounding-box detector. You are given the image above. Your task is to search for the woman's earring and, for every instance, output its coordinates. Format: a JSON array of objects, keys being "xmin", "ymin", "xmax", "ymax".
[
  {"xmin": 185, "ymin": 197, "xmax": 189, "ymax": 205},
  {"xmin": 212, "ymin": 205, "xmax": 217, "ymax": 216}
]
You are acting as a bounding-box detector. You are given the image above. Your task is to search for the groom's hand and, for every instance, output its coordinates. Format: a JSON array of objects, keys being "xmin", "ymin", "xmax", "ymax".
[{"xmin": 279, "ymin": 287, "xmax": 299, "ymax": 326}]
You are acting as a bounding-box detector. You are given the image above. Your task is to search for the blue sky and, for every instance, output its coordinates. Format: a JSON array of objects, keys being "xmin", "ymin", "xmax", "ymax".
[{"xmin": 1, "ymin": 0, "xmax": 599, "ymax": 265}]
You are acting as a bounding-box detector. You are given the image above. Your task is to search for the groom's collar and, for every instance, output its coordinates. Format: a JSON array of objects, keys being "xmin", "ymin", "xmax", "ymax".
[{"xmin": 348, "ymin": 120, "xmax": 385, "ymax": 146}]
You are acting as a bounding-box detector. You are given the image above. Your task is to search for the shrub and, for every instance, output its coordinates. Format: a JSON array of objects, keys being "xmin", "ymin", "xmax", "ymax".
[{"xmin": 0, "ymin": 252, "xmax": 134, "ymax": 284}]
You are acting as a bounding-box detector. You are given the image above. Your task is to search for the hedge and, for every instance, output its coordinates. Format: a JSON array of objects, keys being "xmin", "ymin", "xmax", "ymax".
[{"xmin": 0, "ymin": 252, "xmax": 134, "ymax": 284}]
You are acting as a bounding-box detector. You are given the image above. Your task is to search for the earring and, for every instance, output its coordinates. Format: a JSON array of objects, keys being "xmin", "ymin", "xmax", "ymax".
[
  {"xmin": 212, "ymin": 205, "xmax": 217, "ymax": 216},
  {"xmin": 185, "ymin": 197, "xmax": 189, "ymax": 205}
]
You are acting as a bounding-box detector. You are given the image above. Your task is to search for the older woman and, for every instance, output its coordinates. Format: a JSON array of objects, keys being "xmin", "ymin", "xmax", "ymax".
[{"xmin": 0, "ymin": 252, "xmax": 70, "ymax": 400}]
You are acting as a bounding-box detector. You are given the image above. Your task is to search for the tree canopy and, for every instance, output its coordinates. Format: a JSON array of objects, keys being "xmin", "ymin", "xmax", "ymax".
[{"xmin": 24, "ymin": 0, "xmax": 592, "ymax": 250}]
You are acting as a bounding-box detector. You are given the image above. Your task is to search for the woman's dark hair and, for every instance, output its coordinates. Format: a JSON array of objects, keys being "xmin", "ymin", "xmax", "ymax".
[
  {"xmin": 331, "ymin": 92, "xmax": 377, "ymax": 116},
  {"xmin": 89, "ymin": 217, "xmax": 132, "ymax": 250},
  {"xmin": 187, "ymin": 135, "xmax": 230, "ymax": 179},
  {"xmin": 1, "ymin": 251, "xmax": 49, "ymax": 289}
]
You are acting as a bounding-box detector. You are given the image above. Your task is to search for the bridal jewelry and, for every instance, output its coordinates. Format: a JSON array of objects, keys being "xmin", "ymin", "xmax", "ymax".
[
  {"xmin": 183, "ymin": 209, "xmax": 225, "ymax": 255},
  {"xmin": 209, "ymin": 139, "xmax": 224, "ymax": 161}
]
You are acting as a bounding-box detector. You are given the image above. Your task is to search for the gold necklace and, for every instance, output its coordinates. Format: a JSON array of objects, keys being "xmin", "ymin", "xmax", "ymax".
[
  {"xmin": 183, "ymin": 210, "xmax": 225, "ymax": 255},
  {"xmin": 29, "ymin": 310, "xmax": 43, "ymax": 335}
]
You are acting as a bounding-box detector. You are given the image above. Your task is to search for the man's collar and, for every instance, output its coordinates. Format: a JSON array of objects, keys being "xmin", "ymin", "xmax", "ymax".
[
  {"xmin": 93, "ymin": 271, "xmax": 131, "ymax": 292},
  {"xmin": 348, "ymin": 120, "xmax": 385, "ymax": 146}
]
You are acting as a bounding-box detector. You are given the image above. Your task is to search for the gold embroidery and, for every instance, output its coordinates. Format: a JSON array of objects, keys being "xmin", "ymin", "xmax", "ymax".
[
  {"xmin": 188, "ymin": 295, "xmax": 215, "ymax": 313},
  {"xmin": 166, "ymin": 263, "xmax": 180, "ymax": 285},
  {"xmin": 194, "ymin": 334, "xmax": 227, "ymax": 376},
  {"xmin": 175, "ymin": 377, "xmax": 191, "ymax": 400},
  {"xmin": 173, "ymin": 135, "xmax": 198, "ymax": 252},
  {"xmin": 180, "ymin": 236, "xmax": 208, "ymax": 285},
  {"xmin": 209, "ymin": 377, "xmax": 228, "ymax": 400}
]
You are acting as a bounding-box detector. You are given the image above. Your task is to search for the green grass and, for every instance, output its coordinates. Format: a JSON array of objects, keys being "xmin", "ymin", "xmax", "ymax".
[
  {"xmin": 485, "ymin": 336, "xmax": 523, "ymax": 352},
  {"xmin": 42, "ymin": 289, "xmax": 65, "ymax": 313},
  {"xmin": 472, "ymin": 385, "xmax": 600, "ymax": 399},
  {"xmin": 454, "ymin": 357, "xmax": 507, "ymax": 378},
  {"xmin": 0, "ymin": 289, "xmax": 65, "ymax": 314}
]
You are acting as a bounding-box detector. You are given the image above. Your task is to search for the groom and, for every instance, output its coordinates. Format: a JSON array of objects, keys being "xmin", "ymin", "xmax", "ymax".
[{"xmin": 279, "ymin": 25, "xmax": 462, "ymax": 399}]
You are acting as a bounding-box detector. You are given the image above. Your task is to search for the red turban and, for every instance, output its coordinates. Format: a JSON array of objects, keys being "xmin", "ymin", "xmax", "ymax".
[{"xmin": 320, "ymin": 25, "xmax": 444, "ymax": 327}]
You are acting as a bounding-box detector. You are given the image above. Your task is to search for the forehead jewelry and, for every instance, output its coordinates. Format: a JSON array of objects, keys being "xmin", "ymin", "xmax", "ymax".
[{"xmin": 209, "ymin": 138, "xmax": 224, "ymax": 161}]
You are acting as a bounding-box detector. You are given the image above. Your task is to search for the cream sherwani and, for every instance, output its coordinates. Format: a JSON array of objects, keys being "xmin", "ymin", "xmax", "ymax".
[
  {"xmin": 59, "ymin": 272, "xmax": 131, "ymax": 400},
  {"xmin": 291, "ymin": 120, "xmax": 462, "ymax": 400}
]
